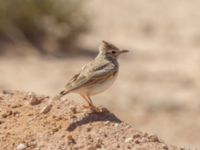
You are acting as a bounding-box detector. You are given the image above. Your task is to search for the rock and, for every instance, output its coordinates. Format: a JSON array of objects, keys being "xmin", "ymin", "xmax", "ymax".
[
  {"xmin": 2, "ymin": 111, "xmax": 12, "ymax": 118},
  {"xmin": 16, "ymin": 143, "xmax": 27, "ymax": 150},
  {"xmin": 125, "ymin": 137, "xmax": 133, "ymax": 143},
  {"xmin": 162, "ymin": 143, "xmax": 168, "ymax": 150},
  {"xmin": 148, "ymin": 134, "xmax": 160, "ymax": 142},
  {"xmin": 40, "ymin": 104, "xmax": 52, "ymax": 114},
  {"xmin": 100, "ymin": 107, "xmax": 109, "ymax": 112},
  {"xmin": 52, "ymin": 125, "xmax": 61, "ymax": 133},
  {"xmin": 96, "ymin": 139, "xmax": 103, "ymax": 148},
  {"xmin": 67, "ymin": 135, "xmax": 76, "ymax": 144},
  {"xmin": 143, "ymin": 132, "xmax": 148, "ymax": 137},
  {"xmin": 139, "ymin": 137, "xmax": 147, "ymax": 143},
  {"xmin": 103, "ymin": 121, "xmax": 110, "ymax": 125},
  {"xmin": 29, "ymin": 93, "xmax": 41, "ymax": 105},
  {"xmin": 30, "ymin": 98, "xmax": 41, "ymax": 105},
  {"xmin": 13, "ymin": 111, "xmax": 20, "ymax": 117},
  {"xmin": 134, "ymin": 139, "xmax": 140, "ymax": 144},
  {"xmin": 1, "ymin": 113, "xmax": 8, "ymax": 118},
  {"xmin": 2, "ymin": 90, "xmax": 14, "ymax": 98},
  {"xmin": 87, "ymin": 145, "xmax": 97, "ymax": 150},
  {"xmin": 0, "ymin": 120, "xmax": 5, "ymax": 124},
  {"xmin": 133, "ymin": 132, "xmax": 141, "ymax": 139},
  {"xmin": 86, "ymin": 127, "xmax": 92, "ymax": 132},
  {"xmin": 69, "ymin": 106, "xmax": 77, "ymax": 114},
  {"xmin": 11, "ymin": 104, "xmax": 22, "ymax": 108},
  {"xmin": 3, "ymin": 90, "xmax": 13, "ymax": 95},
  {"xmin": 114, "ymin": 123, "xmax": 119, "ymax": 127}
]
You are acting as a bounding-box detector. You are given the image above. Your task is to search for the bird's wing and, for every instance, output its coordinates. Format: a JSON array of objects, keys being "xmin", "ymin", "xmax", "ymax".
[
  {"xmin": 65, "ymin": 73, "xmax": 80, "ymax": 87},
  {"xmin": 64, "ymin": 62, "xmax": 117, "ymax": 92}
]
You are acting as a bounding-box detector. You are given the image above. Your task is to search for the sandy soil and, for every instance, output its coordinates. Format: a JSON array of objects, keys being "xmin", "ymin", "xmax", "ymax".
[{"xmin": 0, "ymin": 90, "xmax": 182, "ymax": 150}]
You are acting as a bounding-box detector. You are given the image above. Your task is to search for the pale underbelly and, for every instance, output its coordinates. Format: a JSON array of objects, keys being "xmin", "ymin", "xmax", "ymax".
[{"xmin": 75, "ymin": 74, "xmax": 118, "ymax": 96}]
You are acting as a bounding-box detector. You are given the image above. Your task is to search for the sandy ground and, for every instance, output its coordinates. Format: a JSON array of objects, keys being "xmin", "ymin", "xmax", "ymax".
[
  {"xmin": 0, "ymin": 90, "xmax": 182, "ymax": 150},
  {"xmin": 0, "ymin": 0, "xmax": 200, "ymax": 149}
]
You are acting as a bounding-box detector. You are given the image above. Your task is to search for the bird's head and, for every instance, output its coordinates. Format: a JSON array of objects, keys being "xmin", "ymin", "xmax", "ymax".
[{"xmin": 99, "ymin": 40, "xmax": 129, "ymax": 58}]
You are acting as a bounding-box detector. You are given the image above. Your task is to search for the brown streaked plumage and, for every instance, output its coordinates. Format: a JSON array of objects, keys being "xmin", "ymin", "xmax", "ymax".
[{"xmin": 60, "ymin": 40, "xmax": 129, "ymax": 111}]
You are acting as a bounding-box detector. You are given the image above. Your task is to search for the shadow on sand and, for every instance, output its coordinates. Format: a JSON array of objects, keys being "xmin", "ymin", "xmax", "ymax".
[{"xmin": 67, "ymin": 110, "xmax": 121, "ymax": 132}]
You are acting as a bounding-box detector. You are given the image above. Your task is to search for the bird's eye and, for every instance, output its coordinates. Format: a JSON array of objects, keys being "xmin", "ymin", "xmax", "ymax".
[{"xmin": 112, "ymin": 51, "xmax": 116, "ymax": 54}]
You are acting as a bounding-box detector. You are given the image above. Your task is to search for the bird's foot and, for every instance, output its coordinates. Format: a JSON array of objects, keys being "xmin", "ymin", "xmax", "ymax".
[
  {"xmin": 96, "ymin": 106, "xmax": 109, "ymax": 113},
  {"xmin": 83, "ymin": 104, "xmax": 109, "ymax": 113},
  {"xmin": 83, "ymin": 104, "xmax": 91, "ymax": 109},
  {"xmin": 90, "ymin": 106, "xmax": 109, "ymax": 113}
]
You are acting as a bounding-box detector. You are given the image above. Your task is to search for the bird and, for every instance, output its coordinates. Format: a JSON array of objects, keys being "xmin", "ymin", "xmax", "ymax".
[{"xmin": 59, "ymin": 40, "xmax": 129, "ymax": 111}]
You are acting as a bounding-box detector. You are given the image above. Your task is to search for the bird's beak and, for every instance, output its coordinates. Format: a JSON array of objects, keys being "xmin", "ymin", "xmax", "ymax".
[{"xmin": 120, "ymin": 49, "xmax": 129, "ymax": 54}]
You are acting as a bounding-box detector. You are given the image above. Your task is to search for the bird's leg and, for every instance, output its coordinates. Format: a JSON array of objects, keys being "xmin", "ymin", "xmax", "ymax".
[
  {"xmin": 81, "ymin": 94, "xmax": 103, "ymax": 112},
  {"xmin": 86, "ymin": 95, "xmax": 102, "ymax": 112},
  {"xmin": 86, "ymin": 95, "xmax": 95, "ymax": 108},
  {"xmin": 81, "ymin": 94, "xmax": 99, "ymax": 112},
  {"xmin": 81, "ymin": 95, "xmax": 94, "ymax": 108},
  {"xmin": 87, "ymin": 95, "xmax": 109, "ymax": 113}
]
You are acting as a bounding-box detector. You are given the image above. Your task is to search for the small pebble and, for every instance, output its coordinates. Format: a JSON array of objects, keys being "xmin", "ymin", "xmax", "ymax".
[
  {"xmin": 139, "ymin": 137, "xmax": 147, "ymax": 143},
  {"xmin": 180, "ymin": 147, "xmax": 186, "ymax": 150},
  {"xmin": 70, "ymin": 115, "xmax": 77, "ymax": 119},
  {"xmin": 16, "ymin": 143, "xmax": 27, "ymax": 150},
  {"xmin": 67, "ymin": 135, "xmax": 75, "ymax": 144},
  {"xmin": 3, "ymin": 90, "xmax": 13, "ymax": 95},
  {"xmin": 69, "ymin": 106, "xmax": 77, "ymax": 114},
  {"xmin": 148, "ymin": 134, "xmax": 160, "ymax": 142},
  {"xmin": 2, "ymin": 90, "xmax": 13, "ymax": 99},
  {"xmin": 27, "ymin": 113, "xmax": 34, "ymax": 116},
  {"xmin": 40, "ymin": 104, "xmax": 52, "ymax": 114},
  {"xmin": 61, "ymin": 134, "xmax": 66, "ymax": 138},
  {"xmin": 96, "ymin": 139, "xmax": 103, "ymax": 147},
  {"xmin": 133, "ymin": 132, "xmax": 141, "ymax": 139},
  {"xmin": 86, "ymin": 127, "xmax": 92, "ymax": 132},
  {"xmin": 116, "ymin": 144, "xmax": 120, "ymax": 148},
  {"xmin": 143, "ymin": 132, "xmax": 148, "ymax": 137},
  {"xmin": 52, "ymin": 127, "xmax": 59, "ymax": 133},
  {"xmin": 2, "ymin": 111, "xmax": 12, "ymax": 118},
  {"xmin": 13, "ymin": 111, "xmax": 20, "ymax": 117},
  {"xmin": 11, "ymin": 104, "xmax": 22, "ymax": 108},
  {"xmin": 125, "ymin": 137, "xmax": 133, "ymax": 143},
  {"xmin": 27, "ymin": 141, "xmax": 37, "ymax": 147},
  {"xmin": 162, "ymin": 143, "xmax": 168, "ymax": 150},
  {"xmin": 2, "ymin": 113, "xmax": 8, "ymax": 118},
  {"xmin": 103, "ymin": 133, "xmax": 108, "ymax": 137},
  {"xmin": 100, "ymin": 107, "xmax": 109, "ymax": 112},
  {"xmin": 114, "ymin": 123, "xmax": 119, "ymax": 127},
  {"xmin": 104, "ymin": 121, "xmax": 110, "ymax": 125},
  {"xmin": 0, "ymin": 120, "xmax": 5, "ymax": 124},
  {"xmin": 134, "ymin": 139, "xmax": 140, "ymax": 144},
  {"xmin": 88, "ymin": 145, "xmax": 97, "ymax": 150},
  {"xmin": 29, "ymin": 95, "xmax": 41, "ymax": 105}
]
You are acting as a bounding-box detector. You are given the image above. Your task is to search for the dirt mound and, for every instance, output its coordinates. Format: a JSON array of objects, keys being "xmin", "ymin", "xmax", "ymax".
[{"xmin": 0, "ymin": 90, "xmax": 182, "ymax": 150}]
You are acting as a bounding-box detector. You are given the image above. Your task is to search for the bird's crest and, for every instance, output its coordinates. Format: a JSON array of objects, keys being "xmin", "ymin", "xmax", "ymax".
[{"xmin": 99, "ymin": 40, "xmax": 118, "ymax": 52}]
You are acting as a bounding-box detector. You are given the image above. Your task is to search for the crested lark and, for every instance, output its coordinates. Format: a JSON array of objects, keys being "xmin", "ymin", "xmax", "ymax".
[{"xmin": 60, "ymin": 40, "xmax": 128, "ymax": 111}]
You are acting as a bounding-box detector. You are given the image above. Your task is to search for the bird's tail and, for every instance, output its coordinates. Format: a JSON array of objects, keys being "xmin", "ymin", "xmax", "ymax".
[
  {"xmin": 59, "ymin": 90, "xmax": 70, "ymax": 97},
  {"xmin": 50, "ymin": 90, "xmax": 70, "ymax": 103},
  {"xmin": 52, "ymin": 90, "xmax": 69, "ymax": 101}
]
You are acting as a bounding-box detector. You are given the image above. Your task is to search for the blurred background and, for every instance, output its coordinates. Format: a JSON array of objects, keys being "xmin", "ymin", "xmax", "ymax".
[{"xmin": 0, "ymin": 0, "xmax": 200, "ymax": 149}]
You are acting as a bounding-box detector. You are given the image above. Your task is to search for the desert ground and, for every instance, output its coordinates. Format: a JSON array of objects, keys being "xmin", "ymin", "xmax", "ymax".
[
  {"xmin": 0, "ymin": 0, "xmax": 200, "ymax": 149},
  {"xmin": 0, "ymin": 90, "xmax": 181, "ymax": 150}
]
